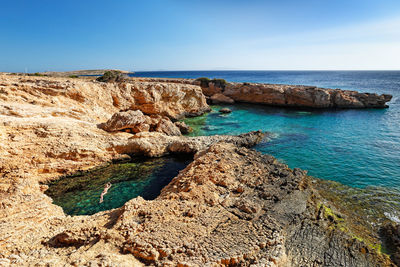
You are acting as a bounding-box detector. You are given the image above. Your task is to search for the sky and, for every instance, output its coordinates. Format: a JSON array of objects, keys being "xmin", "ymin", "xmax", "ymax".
[{"xmin": 1, "ymin": 0, "xmax": 400, "ymax": 72}]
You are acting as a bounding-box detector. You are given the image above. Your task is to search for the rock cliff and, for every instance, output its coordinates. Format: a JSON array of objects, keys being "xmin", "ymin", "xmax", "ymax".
[{"xmin": 197, "ymin": 80, "xmax": 393, "ymax": 108}]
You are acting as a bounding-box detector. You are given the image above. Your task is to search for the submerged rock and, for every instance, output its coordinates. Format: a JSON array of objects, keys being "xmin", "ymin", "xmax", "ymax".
[{"xmin": 219, "ymin": 108, "xmax": 232, "ymax": 114}]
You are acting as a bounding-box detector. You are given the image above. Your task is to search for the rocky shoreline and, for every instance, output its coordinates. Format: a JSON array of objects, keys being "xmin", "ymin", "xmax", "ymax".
[
  {"xmin": 0, "ymin": 74, "xmax": 397, "ymax": 266},
  {"xmin": 197, "ymin": 79, "xmax": 393, "ymax": 109}
]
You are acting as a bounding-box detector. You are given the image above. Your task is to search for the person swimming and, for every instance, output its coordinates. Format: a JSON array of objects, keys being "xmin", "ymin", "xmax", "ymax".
[{"xmin": 99, "ymin": 182, "xmax": 112, "ymax": 203}]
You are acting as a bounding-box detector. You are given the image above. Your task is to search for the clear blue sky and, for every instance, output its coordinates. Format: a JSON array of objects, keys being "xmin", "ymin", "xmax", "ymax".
[{"xmin": 1, "ymin": 0, "xmax": 400, "ymax": 72}]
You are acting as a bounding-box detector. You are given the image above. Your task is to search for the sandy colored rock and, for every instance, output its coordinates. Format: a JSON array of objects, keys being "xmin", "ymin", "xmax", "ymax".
[
  {"xmin": 0, "ymin": 143, "xmax": 390, "ymax": 266},
  {"xmin": 196, "ymin": 81, "xmax": 223, "ymax": 96},
  {"xmin": 100, "ymin": 110, "xmax": 182, "ymax": 136},
  {"xmin": 112, "ymin": 130, "xmax": 265, "ymax": 157},
  {"xmin": 204, "ymin": 81, "xmax": 392, "ymax": 108},
  {"xmin": 99, "ymin": 110, "xmax": 148, "ymax": 132},
  {"xmin": 174, "ymin": 121, "xmax": 192, "ymax": 134},
  {"xmin": 210, "ymin": 93, "xmax": 235, "ymax": 104},
  {"xmin": 0, "ymin": 74, "xmax": 209, "ymax": 266},
  {"xmin": 0, "ymin": 74, "xmax": 395, "ymax": 266}
]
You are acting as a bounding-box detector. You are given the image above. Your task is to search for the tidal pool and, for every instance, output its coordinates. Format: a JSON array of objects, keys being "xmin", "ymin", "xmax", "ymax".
[{"xmin": 45, "ymin": 156, "xmax": 191, "ymax": 216}]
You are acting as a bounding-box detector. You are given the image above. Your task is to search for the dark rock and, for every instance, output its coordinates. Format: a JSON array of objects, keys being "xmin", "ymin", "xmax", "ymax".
[
  {"xmin": 96, "ymin": 70, "xmax": 126, "ymax": 83},
  {"xmin": 381, "ymin": 222, "xmax": 400, "ymax": 266},
  {"xmin": 219, "ymin": 108, "xmax": 232, "ymax": 114},
  {"xmin": 174, "ymin": 121, "xmax": 193, "ymax": 134}
]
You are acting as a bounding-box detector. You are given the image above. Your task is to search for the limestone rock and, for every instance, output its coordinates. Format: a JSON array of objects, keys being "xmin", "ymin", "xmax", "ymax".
[
  {"xmin": 119, "ymin": 82, "xmax": 210, "ymax": 119},
  {"xmin": 112, "ymin": 130, "xmax": 266, "ymax": 157},
  {"xmin": 99, "ymin": 110, "xmax": 148, "ymax": 132},
  {"xmin": 197, "ymin": 81, "xmax": 223, "ymax": 96},
  {"xmin": 210, "ymin": 93, "xmax": 234, "ymax": 104},
  {"xmin": 154, "ymin": 116, "xmax": 181, "ymax": 136},
  {"xmin": 205, "ymin": 81, "xmax": 392, "ymax": 108},
  {"xmin": 174, "ymin": 121, "xmax": 192, "ymax": 134},
  {"xmin": 99, "ymin": 110, "xmax": 182, "ymax": 136},
  {"xmin": 0, "ymin": 74, "xmax": 209, "ymax": 265}
]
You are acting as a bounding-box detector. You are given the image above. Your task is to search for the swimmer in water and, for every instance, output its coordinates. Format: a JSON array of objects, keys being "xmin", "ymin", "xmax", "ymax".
[{"xmin": 99, "ymin": 182, "xmax": 111, "ymax": 203}]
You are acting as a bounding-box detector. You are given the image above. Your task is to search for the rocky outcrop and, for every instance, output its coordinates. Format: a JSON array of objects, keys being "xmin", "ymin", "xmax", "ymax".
[
  {"xmin": 0, "ymin": 74, "xmax": 209, "ymax": 265},
  {"xmin": 1, "ymin": 143, "xmax": 391, "ymax": 266},
  {"xmin": 121, "ymin": 81, "xmax": 210, "ymax": 119},
  {"xmin": 210, "ymin": 93, "xmax": 235, "ymax": 104},
  {"xmin": 0, "ymin": 74, "xmax": 209, "ymax": 176},
  {"xmin": 99, "ymin": 110, "xmax": 149, "ymax": 132},
  {"xmin": 99, "ymin": 110, "xmax": 182, "ymax": 136},
  {"xmin": 174, "ymin": 121, "xmax": 192, "ymax": 134},
  {"xmin": 112, "ymin": 130, "xmax": 266, "ymax": 157},
  {"xmin": 200, "ymin": 81, "xmax": 392, "ymax": 108}
]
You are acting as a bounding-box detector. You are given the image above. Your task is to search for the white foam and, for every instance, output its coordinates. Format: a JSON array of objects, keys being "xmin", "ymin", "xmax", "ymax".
[{"xmin": 384, "ymin": 212, "xmax": 400, "ymax": 223}]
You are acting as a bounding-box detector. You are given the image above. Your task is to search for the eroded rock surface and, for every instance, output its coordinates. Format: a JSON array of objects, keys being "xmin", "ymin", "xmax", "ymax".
[
  {"xmin": 210, "ymin": 93, "xmax": 235, "ymax": 104},
  {"xmin": 0, "ymin": 143, "xmax": 392, "ymax": 266},
  {"xmin": 112, "ymin": 130, "xmax": 266, "ymax": 157},
  {"xmin": 99, "ymin": 110, "xmax": 182, "ymax": 136},
  {"xmin": 0, "ymin": 74, "xmax": 395, "ymax": 266},
  {"xmin": 200, "ymin": 81, "xmax": 393, "ymax": 108},
  {"xmin": 0, "ymin": 74, "xmax": 207, "ymax": 265}
]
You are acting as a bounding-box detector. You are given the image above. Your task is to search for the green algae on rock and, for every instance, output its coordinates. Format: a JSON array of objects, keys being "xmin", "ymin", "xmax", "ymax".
[{"xmin": 184, "ymin": 105, "xmax": 224, "ymax": 136}]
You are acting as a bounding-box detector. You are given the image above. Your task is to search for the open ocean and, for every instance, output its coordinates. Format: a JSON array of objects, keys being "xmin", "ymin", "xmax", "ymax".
[{"xmin": 131, "ymin": 71, "xmax": 400, "ymax": 222}]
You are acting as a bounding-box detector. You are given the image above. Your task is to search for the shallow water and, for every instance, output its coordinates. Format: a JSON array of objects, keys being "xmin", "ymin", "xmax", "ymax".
[
  {"xmin": 45, "ymin": 156, "xmax": 190, "ymax": 216},
  {"xmin": 184, "ymin": 104, "xmax": 400, "ymax": 222},
  {"xmin": 132, "ymin": 70, "xmax": 400, "ymax": 222},
  {"xmin": 137, "ymin": 71, "xmax": 399, "ymax": 189},
  {"xmin": 185, "ymin": 104, "xmax": 400, "ymax": 189}
]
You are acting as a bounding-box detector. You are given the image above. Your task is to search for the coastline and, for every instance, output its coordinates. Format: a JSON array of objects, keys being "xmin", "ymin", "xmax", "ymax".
[{"xmin": 0, "ymin": 73, "xmax": 398, "ymax": 266}]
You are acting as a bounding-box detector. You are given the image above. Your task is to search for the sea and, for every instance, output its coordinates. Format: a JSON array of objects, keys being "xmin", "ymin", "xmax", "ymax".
[
  {"xmin": 131, "ymin": 71, "xmax": 400, "ymax": 223},
  {"xmin": 48, "ymin": 71, "xmax": 400, "ymax": 220}
]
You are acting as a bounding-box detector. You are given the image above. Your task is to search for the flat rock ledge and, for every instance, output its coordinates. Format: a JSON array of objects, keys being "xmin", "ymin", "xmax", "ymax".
[{"xmin": 111, "ymin": 130, "xmax": 266, "ymax": 157}]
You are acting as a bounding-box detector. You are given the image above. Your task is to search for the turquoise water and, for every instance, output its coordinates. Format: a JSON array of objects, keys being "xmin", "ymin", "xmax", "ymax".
[
  {"xmin": 45, "ymin": 156, "xmax": 190, "ymax": 216},
  {"xmin": 48, "ymin": 71, "xmax": 400, "ymax": 218},
  {"xmin": 132, "ymin": 71, "xmax": 400, "ymax": 190},
  {"xmin": 144, "ymin": 70, "xmax": 399, "ymax": 223},
  {"xmin": 186, "ymin": 104, "xmax": 400, "ymax": 189}
]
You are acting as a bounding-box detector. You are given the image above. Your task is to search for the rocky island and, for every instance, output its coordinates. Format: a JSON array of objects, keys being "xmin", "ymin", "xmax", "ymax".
[{"xmin": 0, "ymin": 73, "xmax": 397, "ymax": 266}]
